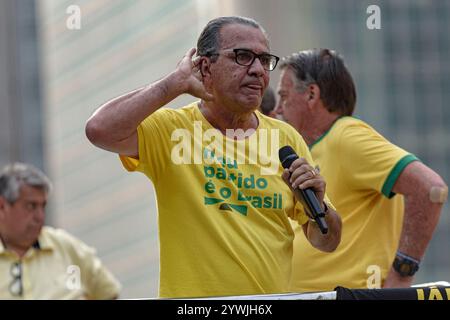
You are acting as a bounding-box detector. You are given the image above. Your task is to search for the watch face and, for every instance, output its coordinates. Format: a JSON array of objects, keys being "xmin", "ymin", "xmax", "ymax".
[
  {"xmin": 398, "ymin": 263, "xmax": 413, "ymax": 275},
  {"xmin": 394, "ymin": 257, "xmax": 419, "ymax": 277}
]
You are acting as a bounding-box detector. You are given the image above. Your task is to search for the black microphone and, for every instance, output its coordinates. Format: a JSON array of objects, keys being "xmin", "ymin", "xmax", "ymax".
[{"xmin": 279, "ymin": 146, "xmax": 328, "ymax": 234}]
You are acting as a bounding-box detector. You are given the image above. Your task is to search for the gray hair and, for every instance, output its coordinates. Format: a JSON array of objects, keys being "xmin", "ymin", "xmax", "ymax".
[
  {"xmin": 197, "ymin": 16, "xmax": 269, "ymax": 61},
  {"xmin": 280, "ymin": 48, "xmax": 356, "ymax": 116},
  {"xmin": 0, "ymin": 163, "xmax": 52, "ymax": 204}
]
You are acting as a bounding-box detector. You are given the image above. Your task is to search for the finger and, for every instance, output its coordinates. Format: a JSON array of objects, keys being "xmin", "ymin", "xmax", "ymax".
[
  {"xmin": 192, "ymin": 56, "xmax": 202, "ymax": 68},
  {"xmin": 281, "ymin": 169, "xmax": 291, "ymax": 185},
  {"xmin": 186, "ymin": 47, "xmax": 196, "ymax": 58},
  {"xmin": 289, "ymin": 165, "xmax": 315, "ymax": 184},
  {"xmin": 291, "ymin": 169, "xmax": 322, "ymax": 188},
  {"xmin": 289, "ymin": 169, "xmax": 307, "ymax": 186},
  {"xmin": 298, "ymin": 178, "xmax": 325, "ymax": 192},
  {"xmin": 177, "ymin": 48, "xmax": 197, "ymax": 69},
  {"xmin": 289, "ymin": 157, "xmax": 308, "ymax": 172},
  {"xmin": 291, "ymin": 174, "xmax": 311, "ymax": 189}
]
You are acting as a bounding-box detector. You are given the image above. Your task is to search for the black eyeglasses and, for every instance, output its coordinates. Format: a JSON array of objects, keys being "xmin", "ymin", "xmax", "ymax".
[
  {"xmin": 9, "ymin": 261, "xmax": 23, "ymax": 296},
  {"xmin": 209, "ymin": 48, "xmax": 280, "ymax": 71}
]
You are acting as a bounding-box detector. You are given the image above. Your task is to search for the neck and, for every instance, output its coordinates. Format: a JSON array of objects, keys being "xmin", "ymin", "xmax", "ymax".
[
  {"xmin": 301, "ymin": 111, "xmax": 341, "ymax": 146},
  {"xmin": 198, "ymin": 101, "xmax": 258, "ymax": 138},
  {"xmin": 0, "ymin": 234, "xmax": 30, "ymax": 258}
]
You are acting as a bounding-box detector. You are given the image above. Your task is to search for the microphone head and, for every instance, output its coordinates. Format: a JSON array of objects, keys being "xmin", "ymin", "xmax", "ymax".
[{"xmin": 279, "ymin": 146, "xmax": 298, "ymax": 169}]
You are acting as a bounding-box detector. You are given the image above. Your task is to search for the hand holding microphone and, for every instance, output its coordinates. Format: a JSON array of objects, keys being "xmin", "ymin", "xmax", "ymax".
[{"xmin": 279, "ymin": 146, "xmax": 328, "ymax": 234}]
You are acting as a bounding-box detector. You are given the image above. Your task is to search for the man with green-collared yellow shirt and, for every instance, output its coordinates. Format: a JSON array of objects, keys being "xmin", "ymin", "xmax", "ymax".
[{"xmin": 276, "ymin": 48, "xmax": 447, "ymax": 291}]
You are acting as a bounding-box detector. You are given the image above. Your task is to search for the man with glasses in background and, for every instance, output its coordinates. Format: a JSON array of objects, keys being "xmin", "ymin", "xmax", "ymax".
[
  {"xmin": 0, "ymin": 163, "xmax": 121, "ymax": 299},
  {"xmin": 86, "ymin": 16, "xmax": 341, "ymax": 298}
]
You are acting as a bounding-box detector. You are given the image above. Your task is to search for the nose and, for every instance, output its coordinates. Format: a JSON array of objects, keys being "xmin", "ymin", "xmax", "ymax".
[
  {"xmin": 248, "ymin": 57, "xmax": 266, "ymax": 77},
  {"xmin": 34, "ymin": 206, "xmax": 45, "ymax": 224}
]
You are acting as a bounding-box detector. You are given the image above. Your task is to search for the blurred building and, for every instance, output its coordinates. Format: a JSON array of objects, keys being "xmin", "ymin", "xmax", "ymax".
[
  {"xmin": 0, "ymin": 0, "xmax": 44, "ymax": 170},
  {"xmin": 1, "ymin": 0, "xmax": 448, "ymax": 298}
]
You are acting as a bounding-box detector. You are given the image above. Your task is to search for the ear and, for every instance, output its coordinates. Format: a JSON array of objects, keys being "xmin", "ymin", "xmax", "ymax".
[
  {"xmin": 307, "ymin": 84, "xmax": 321, "ymax": 107},
  {"xmin": 200, "ymin": 56, "xmax": 212, "ymax": 79},
  {"xmin": 0, "ymin": 196, "xmax": 7, "ymax": 219}
]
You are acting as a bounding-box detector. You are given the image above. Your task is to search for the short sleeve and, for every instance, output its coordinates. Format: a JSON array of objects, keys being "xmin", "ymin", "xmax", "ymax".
[
  {"xmin": 119, "ymin": 108, "xmax": 177, "ymax": 182},
  {"xmin": 63, "ymin": 231, "xmax": 121, "ymax": 299},
  {"xmin": 338, "ymin": 123, "xmax": 417, "ymax": 198}
]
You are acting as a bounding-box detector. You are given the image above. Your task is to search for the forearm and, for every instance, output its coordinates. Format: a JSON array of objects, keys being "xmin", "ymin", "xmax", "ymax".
[
  {"xmin": 383, "ymin": 197, "xmax": 442, "ymax": 288},
  {"xmin": 86, "ymin": 71, "xmax": 185, "ymax": 151},
  {"xmin": 397, "ymin": 194, "xmax": 442, "ymax": 260},
  {"xmin": 384, "ymin": 161, "xmax": 447, "ymax": 287},
  {"xmin": 306, "ymin": 208, "xmax": 342, "ymax": 252},
  {"xmin": 394, "ymin": 161, "xmax": 446, "ymax": 260}
]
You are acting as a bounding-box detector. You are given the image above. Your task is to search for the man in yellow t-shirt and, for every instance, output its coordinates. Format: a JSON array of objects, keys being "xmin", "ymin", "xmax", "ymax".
[
  {"xmin": 0, "ymin": 163, "xmax": 121, "ymax": 299},
  {"xmin": 86, "ymin": 17, "xmax": 342, "ymax": 298},
  {"xmin": 276, "ymin": 48, "xmax": 447, "ymax": 291}
]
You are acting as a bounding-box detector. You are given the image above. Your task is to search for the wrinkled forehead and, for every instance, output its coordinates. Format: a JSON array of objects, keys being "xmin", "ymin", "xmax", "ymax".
[{"xmin": 218, "ymin": 24, "xmax": 269, "ymax": 52}]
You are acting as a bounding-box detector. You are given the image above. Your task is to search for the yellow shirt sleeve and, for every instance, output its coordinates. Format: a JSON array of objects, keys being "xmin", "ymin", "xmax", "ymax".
[
  {"xmin": 337, "ymin": 122, "xmax": 415, "ymax": 198},
  {"xmin": 60, "ymin": 229, "xmax": 122, "ymax": 299},
  {"xmin": 120, "ymin": 108, "xmax": 177, "ymax": 181}
]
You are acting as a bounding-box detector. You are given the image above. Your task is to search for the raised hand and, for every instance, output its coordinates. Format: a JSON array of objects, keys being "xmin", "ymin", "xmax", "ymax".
[{"xmin": 175, "ymin": 48, "xmax": 214, "ymax": 101}]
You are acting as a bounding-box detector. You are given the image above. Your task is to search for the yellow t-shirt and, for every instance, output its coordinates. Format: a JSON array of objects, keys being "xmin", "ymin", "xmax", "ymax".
[
  {"xmin": 0, "ymin": 226, "xmax": 121, "ymax": 299},
  {"xmin": 290, "ymin": 117, "xmax": 418, "ymax": 292},
  {"xmin": 120, "ymin": 102, "xmax": 314, "ymax": 298}
]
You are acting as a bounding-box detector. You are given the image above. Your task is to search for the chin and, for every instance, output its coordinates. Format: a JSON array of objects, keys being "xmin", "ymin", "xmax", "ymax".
[
  {"xmin": 242, "ymin": 98, "xmax": 261, "ymax": 111},
  {"xmin": 30, "ymin": 225, "xmax": 43, "ymax": 238}
]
